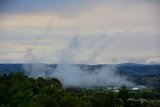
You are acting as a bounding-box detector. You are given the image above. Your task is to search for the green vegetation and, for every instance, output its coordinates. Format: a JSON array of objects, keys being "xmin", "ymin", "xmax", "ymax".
[{"xmin": 0, "ymin": 73, "xmax": 160, "ymax": 107}]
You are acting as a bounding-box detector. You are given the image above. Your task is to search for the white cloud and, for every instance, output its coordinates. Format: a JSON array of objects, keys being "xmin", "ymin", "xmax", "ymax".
[{"xmin": 145, "ymin": 58, "xmax": 160, "ymax": 64}]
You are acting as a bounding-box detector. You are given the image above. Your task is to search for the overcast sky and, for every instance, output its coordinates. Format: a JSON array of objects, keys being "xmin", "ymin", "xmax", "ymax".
[{"xmin": 0, "ymin": 0, "xmax": 160, "ymax": 64}]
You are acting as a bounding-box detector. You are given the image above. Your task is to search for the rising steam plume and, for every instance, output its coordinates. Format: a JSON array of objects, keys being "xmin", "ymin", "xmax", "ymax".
[{"xmin": 23, "ymin": 20, "xmax": 134, "ymax": 88}]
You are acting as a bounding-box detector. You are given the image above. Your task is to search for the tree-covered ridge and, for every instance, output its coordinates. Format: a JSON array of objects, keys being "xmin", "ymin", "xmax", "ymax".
[
  {"xmin": 1, "ymin": 64, "xmax": 160, "ymax": 88},
  {"xmin": 0, "ymin": 73, "xmax": 160, "ymax": 107}
]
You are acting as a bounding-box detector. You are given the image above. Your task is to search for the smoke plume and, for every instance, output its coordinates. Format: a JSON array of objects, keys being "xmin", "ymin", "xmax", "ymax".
[{"xmin": 23, "ymin": 35, "xmax": 134, "ymax": 88}]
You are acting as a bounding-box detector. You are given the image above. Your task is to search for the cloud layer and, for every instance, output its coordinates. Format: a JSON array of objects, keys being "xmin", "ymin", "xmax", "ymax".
[{"xmin": 0, "ymin": 0, "xmax": 160, "ymax": 64}]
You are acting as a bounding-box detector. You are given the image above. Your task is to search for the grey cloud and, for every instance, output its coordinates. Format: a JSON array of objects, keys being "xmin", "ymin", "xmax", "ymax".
[{"xmin": 0, "ymin": 0, "xmax": 104, "ymax": 17}]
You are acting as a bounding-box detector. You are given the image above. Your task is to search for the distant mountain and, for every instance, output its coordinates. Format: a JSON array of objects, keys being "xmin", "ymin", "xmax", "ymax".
[
  {"xmin": 0, "ymin": 63, "xmax": 160, "ymax": 76},
  {"xmin": 0, "ymin": 64, "xmax": 23, "ymax": 74},
  {"xmin": 117, "ymin": 63, "xmax": 160, "ymax": 76},
  {"xmin": 0, "ymin": 63, "xmax": 160, "ymax": 88}
]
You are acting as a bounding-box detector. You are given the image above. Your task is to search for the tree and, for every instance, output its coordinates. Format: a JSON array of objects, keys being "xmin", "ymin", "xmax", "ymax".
[{"xmin": 118, "ymin": 85, "xmax": 129, "ymax": 107}]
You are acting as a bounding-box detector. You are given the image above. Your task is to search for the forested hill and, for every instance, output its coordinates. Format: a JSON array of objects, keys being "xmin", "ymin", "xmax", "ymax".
[
  {"xmin": 0, "ymin": 63, "xmax": 159, "ymax": 76},
  {"xmin": 1, "ymin": 72, "xmax": 160, "ymax": 107},
  {"xmin": 0, "ymin": 63, "xmax": 160, "ymax": 88}
]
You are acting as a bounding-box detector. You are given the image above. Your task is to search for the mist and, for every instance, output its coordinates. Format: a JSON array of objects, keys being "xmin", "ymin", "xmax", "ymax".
[{"xmin": 23, "ymin": 35, "xmax": 134, "ymax": 88}]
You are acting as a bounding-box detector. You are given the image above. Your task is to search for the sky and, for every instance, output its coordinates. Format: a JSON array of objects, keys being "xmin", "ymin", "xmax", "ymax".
[{"xmin": 0, "ymin": 0, "xmax": 160, "ymax": 64}]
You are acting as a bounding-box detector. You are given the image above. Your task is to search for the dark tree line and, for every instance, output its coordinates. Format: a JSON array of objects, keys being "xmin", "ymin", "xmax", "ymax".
[{"xmin": 0, "ymin": 72, "xmax": 160, "ymax": 107}]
